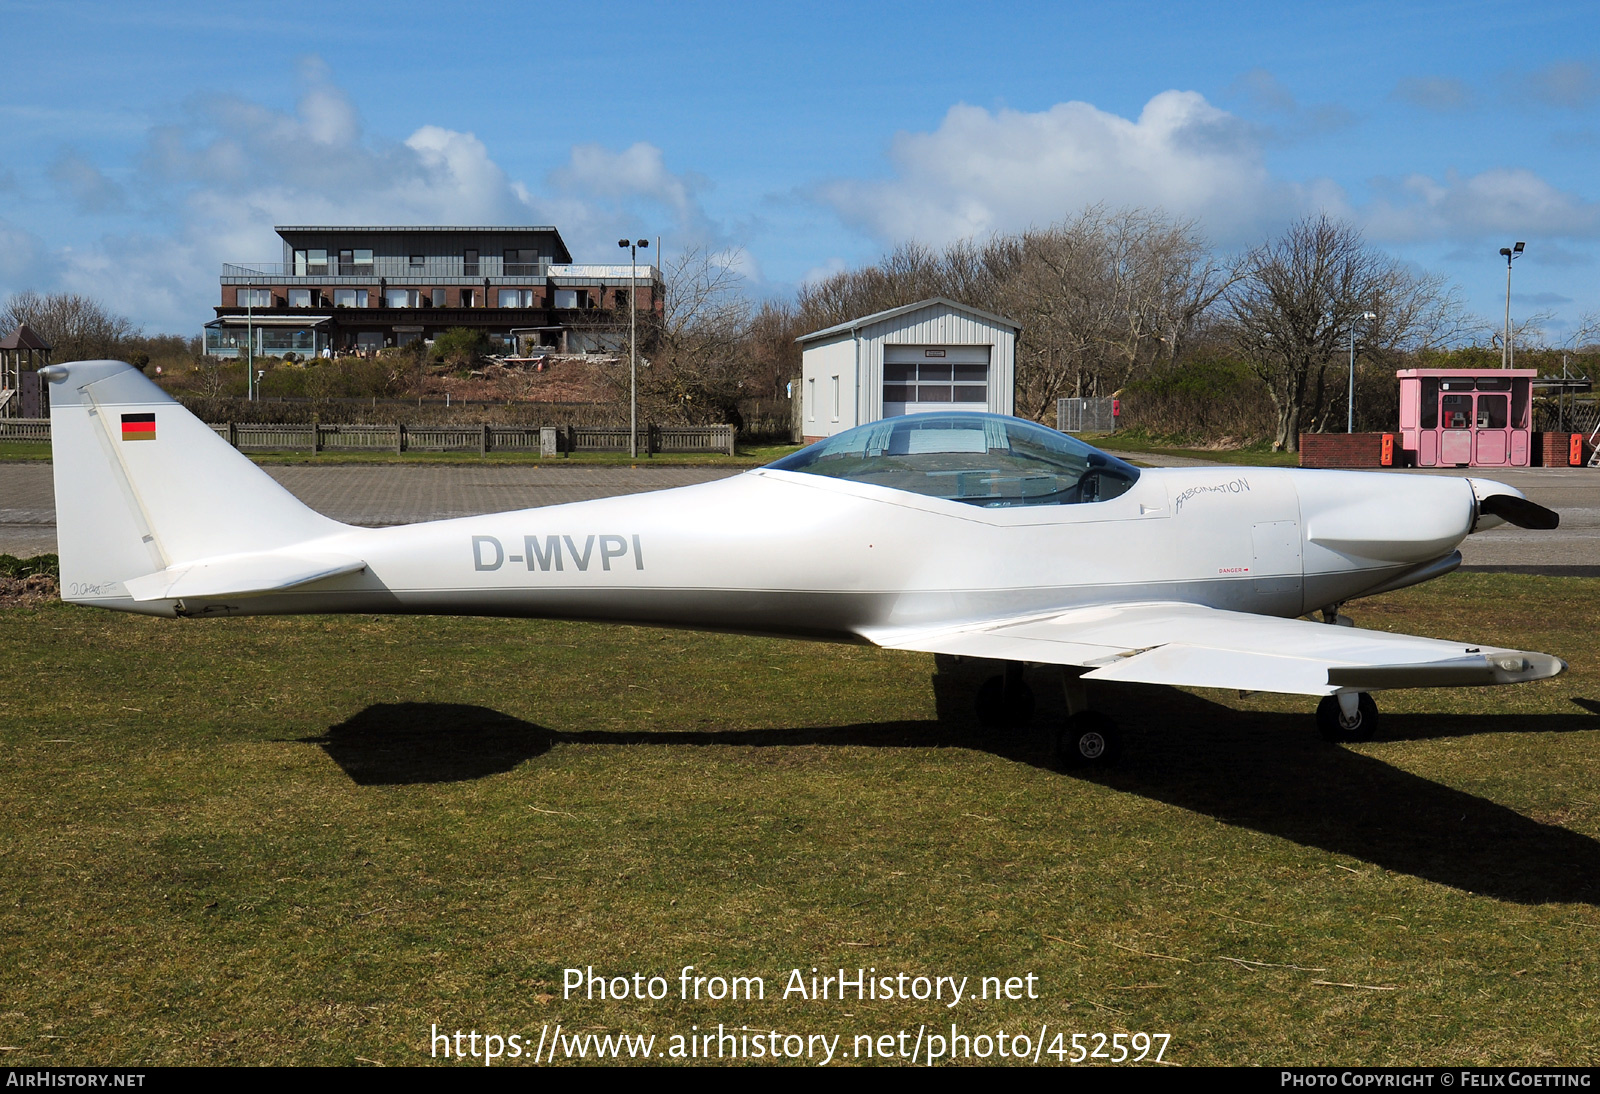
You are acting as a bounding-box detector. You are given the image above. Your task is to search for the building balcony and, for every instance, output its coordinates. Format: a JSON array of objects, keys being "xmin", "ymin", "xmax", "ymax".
[{"xmin": 221, "ymin": 260, "xmax": 662, "ymax": 287}]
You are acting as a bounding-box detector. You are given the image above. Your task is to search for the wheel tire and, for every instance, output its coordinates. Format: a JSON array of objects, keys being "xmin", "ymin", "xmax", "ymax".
[
  {"xmin": 1057, "ymin": 712, "xmax": 1120, "ymax": 767},
  {"xmin": 1316, "ymin": 693, "xmax": 1378, "ymax": 743},
  {"xmin": 974, "ymin": 675, "xmax": 1035, "ymax": 729}
]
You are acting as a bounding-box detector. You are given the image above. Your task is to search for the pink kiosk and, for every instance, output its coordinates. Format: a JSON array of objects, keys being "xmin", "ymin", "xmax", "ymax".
[{"xmin": 1397, "ymin": 368, "xmax": 1536, "ymax": 468}]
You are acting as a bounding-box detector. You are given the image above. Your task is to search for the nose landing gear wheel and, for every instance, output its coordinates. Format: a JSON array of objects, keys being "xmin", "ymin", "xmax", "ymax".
[
  {"xmin": 1317, "ymin": 693, "xmax": 1378, "ymax": 743},
  {"xmin": 1057, "ymin": 711, "xmax": 1120, "ymax": 767}
]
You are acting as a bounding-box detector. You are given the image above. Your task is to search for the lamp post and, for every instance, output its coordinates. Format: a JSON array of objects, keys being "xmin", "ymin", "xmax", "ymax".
[
  {"xmin": 1348, "ymin": 310, "xmax": 1377, "ymax": 433},
  {"xmin": 246, "ymin": 279, "xmax": 255, "ymax": 401},
  {"xmin": 618, "ymin": 237, "xmax": 650, "ymax": 458},
  {"xmin": 1499, "ymin": 241, "xmax": 1525, "ymax": 369}
]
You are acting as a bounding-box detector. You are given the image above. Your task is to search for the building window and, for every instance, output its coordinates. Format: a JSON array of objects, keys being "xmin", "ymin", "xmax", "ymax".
[
  {"xmin": 334, "ymin": 289, "xmax": 368, "ymax": 308},
  {"xmin": 356, "ymin": 332, "xmax": 383, "ymax": 351},
  {"xmin": 237, "ymin": 288, "xmax": 273, "ymax": 308},
  {"xmin": 386, "ymin": 289, "xmax": 424, "ymax": 308},
  {"xmin": 504, "ymin": 248, "xmax": 538, "ymax": 275},
  {"xmin": 460, "ymin": 288, "xmax": 475, "ymax": 308},
  {"xmin": 499, "ymin": 289, "xmax": 536, "ymax": 308},
  {"xmin": 554, "ymin": 289, "xmax": 583, "ymax": 309},
  {"xmin": 463, "ymin": 249, "xmax": 479, "ymax": 276},
  {"xmin": 807, "ymin": 378, "xmax": 816, "ymax": 422},
  {"xmin": 288, "ymin": 288, "xmax": 314, "ymax": 308},
  {"xmin": 883, "ymin": 360, "xmax": 988, "ymax": 410},
  {"xmin": 409, "ymin": 255, "xmax": 425, "ymax": 268},
  {"xmin": 431, "ymin": 289, "xmax": 446, "ymax": 308},
  {"xmin": 303, "ymin": 249, "xmax": 327, "ymax": 275},
  {"xmin": 831, "ymin": 375, "xmax": 840, "ymax": 422}
]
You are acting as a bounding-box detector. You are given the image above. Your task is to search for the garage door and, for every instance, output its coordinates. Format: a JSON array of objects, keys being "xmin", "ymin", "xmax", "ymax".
[{"xmin": 883, "ymin": 344, "xmax": 990, "ymax": 418}]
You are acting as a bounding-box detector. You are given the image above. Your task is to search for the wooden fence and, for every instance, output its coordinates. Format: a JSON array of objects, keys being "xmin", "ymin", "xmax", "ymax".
[{"xmin": 0, "ymin": 418, "xmax": 736, "ymax": 456}]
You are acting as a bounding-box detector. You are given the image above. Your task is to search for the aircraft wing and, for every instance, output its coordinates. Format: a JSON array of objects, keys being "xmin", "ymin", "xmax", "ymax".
[
  {"xmin": 123, "ymin": 552, "xmax": 367, "ymax": 602},
  {"xmin": 860, "ymin": 602, "xmax": 1564, "ymax": 696}
]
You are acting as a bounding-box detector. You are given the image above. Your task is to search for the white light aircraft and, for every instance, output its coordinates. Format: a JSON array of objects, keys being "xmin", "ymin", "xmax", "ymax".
[{"xmin": 44, "ymin": 361, "xmax": 1564, "ymax": 765}]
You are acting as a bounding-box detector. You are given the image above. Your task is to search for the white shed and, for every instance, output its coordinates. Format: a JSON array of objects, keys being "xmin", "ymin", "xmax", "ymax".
[{"xmin": 796, "ymin": 297, "xmax": 1021, "ymax": 442}]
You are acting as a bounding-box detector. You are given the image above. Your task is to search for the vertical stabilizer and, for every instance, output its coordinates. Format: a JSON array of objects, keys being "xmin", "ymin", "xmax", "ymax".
[{"xmin": 44, "ymin": 361, "xmax": 347, "ymax": 609}]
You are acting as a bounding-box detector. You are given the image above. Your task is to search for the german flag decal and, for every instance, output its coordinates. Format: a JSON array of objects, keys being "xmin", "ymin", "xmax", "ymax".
[{"xmin": 121, "ymin": 413, "xmax": 156, "ymax": 441}]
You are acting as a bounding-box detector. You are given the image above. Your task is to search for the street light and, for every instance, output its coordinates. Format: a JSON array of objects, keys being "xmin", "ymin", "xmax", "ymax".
[
  {"xmin": 618, "ymin": 237, "xmax": 650, "ymax": 458},
  {"xmin": 1348, "ymin": 310, "xmax": 1377, "ymax": 434},
  {"xmin": 1498, "ymin": 241, "xmax": 1525, "ymax": 369},
  {"xmin": 246, "ymin": 278, "xmax": 255, "ymax": 401}
]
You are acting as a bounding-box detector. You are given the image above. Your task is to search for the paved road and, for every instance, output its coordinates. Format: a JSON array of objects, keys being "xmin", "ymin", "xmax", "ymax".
[{"xmin": 2, "ymin": 460, "xmax": 1595, "ymax": 570}]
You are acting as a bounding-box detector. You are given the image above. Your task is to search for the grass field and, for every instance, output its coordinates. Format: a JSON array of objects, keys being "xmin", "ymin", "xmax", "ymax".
[
  {"xmin": 1086, "ymin": 432, "xmax": 1299, "ymax": 467},
  {"xmin": 1, "ymin": 574, "xmax": 1596, "ymax": 1066}
]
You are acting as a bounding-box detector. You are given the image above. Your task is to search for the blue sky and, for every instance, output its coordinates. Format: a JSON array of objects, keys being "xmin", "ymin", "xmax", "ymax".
[{"xmin": 1, "ymin": 0, "xmax": 1597, "ymax": 341}]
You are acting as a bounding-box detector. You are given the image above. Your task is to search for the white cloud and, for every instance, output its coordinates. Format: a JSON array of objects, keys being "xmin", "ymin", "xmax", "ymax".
[
  {"xmin": 1228, "ymin": 69, "xmax": 1355, "ymax": 136},
  {"xmin": 820, "ymin": 91, "xmax": 1318, "ymax": 247},
  {"xmin": 1363, "ymin": 168, "xmax": 1600, "ymax": 242},
  {"xmin": 1514, "ymin": 60, "xmax": 1600, "ymax": 110},
  {"xmin": 8, "ymin": 62, "xmax": 719, "ymax": 331},
  {"xmin": 0, "ymin": 219, "xmax": 50, "ymax": 287},
  {"xmin": 49, "ymin": 150, "xmax": 125, "ymax": 213},
  {"xmin": 1390, "ymin": 76, "xmax": 1475, "ymax": 112},
  {"xmin": 799, "ymin": 256, "xmax": 847, "ymax": 287},
  {"xmin": 818, "ymin": 90, "xmax": 1600, "ymax": 257}
]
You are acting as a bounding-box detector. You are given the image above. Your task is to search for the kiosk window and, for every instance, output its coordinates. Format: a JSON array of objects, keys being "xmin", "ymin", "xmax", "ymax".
[
  {"xmin": 1441, "ymin": 394, "xmax": 1472, "ymax": 429},
  {"xmin": 1478, "ymin": 394, "xmax": 1508, "ymax": 429},
  {"xmin": 1420, "ymin": 378, "xmax": 1439, "ymax": 428}
]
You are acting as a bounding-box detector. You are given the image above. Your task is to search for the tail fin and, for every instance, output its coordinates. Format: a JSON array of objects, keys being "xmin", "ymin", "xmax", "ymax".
[{"xmin": 44, "ymin": 360, "xmax": 349, "ymax": 609}]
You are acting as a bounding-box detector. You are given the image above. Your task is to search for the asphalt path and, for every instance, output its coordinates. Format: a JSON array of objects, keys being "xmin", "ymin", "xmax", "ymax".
[{"xmin": 2, "ymin": 459, "xmax": 1595, "ymax": 571}]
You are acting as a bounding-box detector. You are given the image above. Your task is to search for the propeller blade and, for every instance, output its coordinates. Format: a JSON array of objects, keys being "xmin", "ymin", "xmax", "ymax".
[{"xmin": 1480, "ymin": 494, "xmax": 1560, "ymax": 530}]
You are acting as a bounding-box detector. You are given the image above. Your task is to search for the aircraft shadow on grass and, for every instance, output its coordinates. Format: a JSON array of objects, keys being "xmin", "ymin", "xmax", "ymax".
[{"xmin": 303, "ymin": 667, "xmax": 1600, "ymax": 908}]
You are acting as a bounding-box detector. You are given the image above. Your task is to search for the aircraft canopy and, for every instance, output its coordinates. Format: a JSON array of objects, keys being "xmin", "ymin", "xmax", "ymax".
[{"xmin": 768, "ymin": 412, "xmax": 1139, "ymax": 508}]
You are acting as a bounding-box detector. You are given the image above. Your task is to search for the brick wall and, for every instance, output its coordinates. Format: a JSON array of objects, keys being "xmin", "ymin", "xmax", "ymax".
[
  {"xmin": 1299, "ymin": 433, "xmax": 1393, "ymax": 468},
  {"xmin": 1533, "ymin": 432, "xmax": 1588, "ymax": 467}
]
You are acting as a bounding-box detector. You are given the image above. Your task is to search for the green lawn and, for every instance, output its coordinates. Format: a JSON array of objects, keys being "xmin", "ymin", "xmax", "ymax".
[
  {"xmin": 0, "ymin": 573, "xmax": 1595, "ymax": 1066},
  {"xmin": 1086, "ymin": 433, "xmax": 1300, "ymax": 467}
]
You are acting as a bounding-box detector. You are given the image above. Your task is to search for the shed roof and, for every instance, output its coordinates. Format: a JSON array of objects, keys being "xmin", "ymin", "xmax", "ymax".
[
  {"xmin": 0, "ymin": 324, "xmax": 51, "ymax": 351},
  {"xmin": 796, "ymin": 296, "xmax": 1022, "ymax": 344}
]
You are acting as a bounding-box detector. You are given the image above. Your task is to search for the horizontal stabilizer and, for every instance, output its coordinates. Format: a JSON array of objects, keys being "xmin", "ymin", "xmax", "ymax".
[{"xmin": 124, "ymin": 552, "xmax": 367, "ymax": 602}]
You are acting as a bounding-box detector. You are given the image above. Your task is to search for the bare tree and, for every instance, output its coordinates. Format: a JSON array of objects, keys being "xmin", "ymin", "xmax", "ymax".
[
  {"xmin": 629, "ymin": 248, "xmax": 756, "ymax": 426},
  {"xmin": 1, "ymin": 291, "xmax": 136, "ymax": 362},
  {"xmin": 1001, "ymin": 207, "xmax": 1230, "ymax": 418},
  {"xmin": 1227, "ymin": 215, "xmax": 1466, "ymax": 451},
  {"xmin": 796, "ymin": 207, "xmax": 1228, "ymax": 422}
]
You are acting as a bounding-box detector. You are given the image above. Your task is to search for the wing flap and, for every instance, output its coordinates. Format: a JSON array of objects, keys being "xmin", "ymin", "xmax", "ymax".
[
  {"xmin": 863, "ymin": 601, "xmax": 1564, "ymax": 696},
  {"xmin": 125, "ymin": 552, "xmax": 367, "ymax": 602}
]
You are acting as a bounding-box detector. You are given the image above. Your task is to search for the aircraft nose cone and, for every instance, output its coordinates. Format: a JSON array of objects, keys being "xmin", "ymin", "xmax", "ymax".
[{"xmin": 1294, "ymin": 470, "xmax": 1475, "ymax": 564}]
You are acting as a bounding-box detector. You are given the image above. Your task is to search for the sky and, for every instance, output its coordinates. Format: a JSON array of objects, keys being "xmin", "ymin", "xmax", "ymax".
[{"xmin": 1, "ymin": 0, "xmax": 1597, "ymax": 342}]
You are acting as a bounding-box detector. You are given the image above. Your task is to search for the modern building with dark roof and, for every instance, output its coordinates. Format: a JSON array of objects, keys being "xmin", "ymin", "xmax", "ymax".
[{"xmin": 208, "ymin": 226, "xmax": 661, "ymax": 358}]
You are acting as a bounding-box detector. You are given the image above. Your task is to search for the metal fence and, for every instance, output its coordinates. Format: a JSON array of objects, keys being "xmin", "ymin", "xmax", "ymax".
[
  {"xmin": 2, "ymin": 418, "xmax": 736, "ymax": 456},
  {"xmin": 1535, "ymin": 399, "xmax": 1600, "ymax": 437},
  {"xmin": 1057, "ymin": 397, "xmax": 1118, "ymax": 434}
]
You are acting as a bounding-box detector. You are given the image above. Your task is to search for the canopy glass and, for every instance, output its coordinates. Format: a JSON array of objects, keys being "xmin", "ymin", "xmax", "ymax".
[{"xmin": 768, "ymin": 412, "xmax": 1139, "ymax": 507}]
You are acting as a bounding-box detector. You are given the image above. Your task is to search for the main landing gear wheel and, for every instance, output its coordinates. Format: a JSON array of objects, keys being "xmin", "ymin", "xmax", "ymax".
[
  {"xmin": 976, "ymin": 663, "xmax": 1034, "ymax": 730},
  {"xmin": 975, "ymin": 673, "xmax": 1035, "ymax": 729},
  {"xmin": 1057, "ymin": 711, "xmax": 1120, "ymax": 768},
  {"xmin": 1317, "ymin": 693, "xmax": 1378, "ymax": 743}
]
